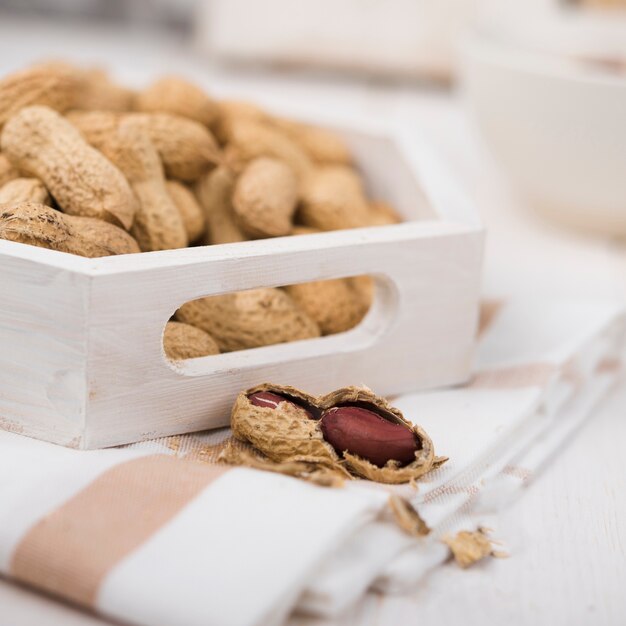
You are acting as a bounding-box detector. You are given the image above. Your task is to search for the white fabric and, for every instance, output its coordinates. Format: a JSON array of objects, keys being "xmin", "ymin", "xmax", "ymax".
[
  {"xmin": 0, "ymin": 298, "xmax": 623, "ymax": 626},
  {"xmin": 98, "ymin": 468, "xmax": 386, "ymax": 626},
  {"xmin": 297, "ymin": 299, "xmax": 625, "ymax": 615}
]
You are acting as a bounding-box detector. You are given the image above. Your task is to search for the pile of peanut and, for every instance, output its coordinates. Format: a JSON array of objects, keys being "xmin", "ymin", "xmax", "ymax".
[{"xmin": 0, "ymin": 62, "xmax": 400, "ymax": 359}]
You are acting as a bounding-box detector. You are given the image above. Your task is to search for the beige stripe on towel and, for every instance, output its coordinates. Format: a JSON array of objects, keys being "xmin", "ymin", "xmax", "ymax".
[
  {"xmin": 10, "ymin": 454, "xmax": 228, "ymax": 608},
  {"xmin": 469, "ymin": 363, "xmax": 557, "ymax": 389}
]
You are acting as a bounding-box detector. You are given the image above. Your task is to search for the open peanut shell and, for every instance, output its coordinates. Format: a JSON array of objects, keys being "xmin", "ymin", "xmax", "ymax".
[{"xmin": 230, "ymin": 383, "xmax": 439, "ymax": 484}]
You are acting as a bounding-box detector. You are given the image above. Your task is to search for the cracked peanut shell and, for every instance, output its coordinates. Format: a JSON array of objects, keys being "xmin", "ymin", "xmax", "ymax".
[{"xmin": 231, "ymin": 383, "xmax": 438, "ymax": 484}]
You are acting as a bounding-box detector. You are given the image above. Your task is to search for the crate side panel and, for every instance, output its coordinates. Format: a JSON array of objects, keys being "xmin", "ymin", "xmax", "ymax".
[
  {"xmin": 0, "ymin": 251, "xmax": 89, "ymax": 446},
  {"xmin": 83, "ymin": 227, "xmax": 483, "ymax": 448}
]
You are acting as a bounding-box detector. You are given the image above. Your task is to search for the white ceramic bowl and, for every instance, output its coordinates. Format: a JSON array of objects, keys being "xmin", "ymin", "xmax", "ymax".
[{"xmin": 462, "ymin": 24, "xmax": 626, "ymax": 235}]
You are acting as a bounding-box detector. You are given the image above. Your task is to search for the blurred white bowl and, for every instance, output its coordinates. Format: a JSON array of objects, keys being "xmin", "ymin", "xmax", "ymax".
[{"xmin": 462, "ymin": 26, "xmax": 626, "ymax": 235}]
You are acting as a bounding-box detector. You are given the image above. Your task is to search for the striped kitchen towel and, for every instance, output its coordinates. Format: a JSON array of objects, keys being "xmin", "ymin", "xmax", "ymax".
[{"xmin": 0, "ymin": 298, "xmax": 623, "ymax": 626}]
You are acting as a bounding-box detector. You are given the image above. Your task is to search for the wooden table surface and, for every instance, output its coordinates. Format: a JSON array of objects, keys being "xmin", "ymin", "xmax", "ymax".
[{"xmin": 0, "ymin": 14, "xmax": 624, "ymax": 626}]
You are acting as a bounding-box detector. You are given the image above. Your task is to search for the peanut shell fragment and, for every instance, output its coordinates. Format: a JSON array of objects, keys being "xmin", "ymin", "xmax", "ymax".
[{"xmin": 442, "ymin": 528, "xmax": 507, "ymax": 568}]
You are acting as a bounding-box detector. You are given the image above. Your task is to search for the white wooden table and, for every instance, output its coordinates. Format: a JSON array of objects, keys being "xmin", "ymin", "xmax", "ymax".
[{"xmin": 0, "ymin": 14, "xmax": 624, "ymax": 626}]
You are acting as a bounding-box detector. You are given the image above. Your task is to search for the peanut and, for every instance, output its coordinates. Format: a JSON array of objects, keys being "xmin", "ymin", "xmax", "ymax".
[
  {"xmin": 0, "ymin": 177, "xmax": 50, "ymax": 205},
  {"xmin": 368, "ymin": 200, "xmax": 402, "ymax": 225},
  {"xmin": 271, "ymin": 118, "xmax": 352, "ymax": 165},
  {"xmin": 175, "ymin": 288, "xmax": 320, "ymax": 353},
  {"xmin": 1, "ymin": 106, "xmax": 136, "ymax": 229},
  {"xmin": 0, "ymin": 201, "xmax": 139, "ymax": 257},
  {"xmin": 223, "ymin": 118, "xmax": 313, "ymax": 180},
  {"xmin": 298, "ymin": 165, "xmax": 372, "ymax": 230},
  {"xmin": 73, "ymin": 67, "xmax": 134, "ymax": 112},
  {"xmin": 0, "ymin": 62, "xmax": 406, "ymax": 360},
  {"xmin": 0, "ymin": 62, "xmax": 81, "ymax": 127},
  {"xmin": 163, "ymin": 321, "xmax": 219, "ymax": 360},
  {"xmin": 320, "ymin": 406, "xmax": 419, "ymax": 468},
  {"xmin": 0, "ymin": 153, "xmax": 18, "ymax": 187},
  {"xmin": 232, "ymin": 157, "xmax": 298, "ymax": 238},
  {"xmin": 68, "ymin": 110, "xmax": 221, "ymax": 182},
  {"xmin": 214, "ymin": 99, "xmax": 268, "ymax": 144},
  {"xmin": 194, "ymin": 166, "xmax": 246, "ymax": 244},
  {"xmin": 231, "ymin": 384, "xmax": 439, "ymax": 484},
  {"xmin": 165, "ymin": 180, "xmax": 205, "ymax": 243},
  {"xmin": 135, "ymin": 76, "xmax": 219, "ymax": 128},
  {"xmin": 95, "ymin": 117, "xmax": 187, "ymax": 251},
  {"xmin": 284, "ymin": 277, "xmax": 371, "ymax": 335}
]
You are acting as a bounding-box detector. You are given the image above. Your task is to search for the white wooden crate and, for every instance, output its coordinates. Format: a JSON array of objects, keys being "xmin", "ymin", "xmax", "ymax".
[{"xmin": 0, "ymin": 117, "xmax": 484, "ymax": 449}]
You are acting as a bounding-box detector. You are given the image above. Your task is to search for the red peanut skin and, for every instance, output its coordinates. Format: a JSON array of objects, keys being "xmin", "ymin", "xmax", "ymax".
[
  {"xmin": 320, "ymin": 406, "xmax": 418, "ymax": 467},
  {"xmin": 248, "ymin": 391, "xmax": 316, "ymax": 420}
]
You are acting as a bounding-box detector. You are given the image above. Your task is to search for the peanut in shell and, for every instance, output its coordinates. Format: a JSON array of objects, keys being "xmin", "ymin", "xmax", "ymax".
[
  {"xmin": 223, "ymin": 118, "xmax": 313, "ymax": 181},
  {"xmin": 68, "ymin": 110, "xmax": 221, "ymax": 182},
  {"xmin": 284, "ymin": 277, "xmax": 371, "ymax": 335},
  {"xmin": 1, "ymin": 106, "xmax": 137, "ymax": 230},
  {"xmin": 175, "ymin": 288, "xmax": 320, "ymax": 353},
  {"xmin": 163, "ymin": 321, "xmax": 219, "ymax": 360},
  {"xmin": 0, "ymin": 62, "xmax": 82, "ymax": 127},
  {"xmin": 135, "ymin": 76, "xmax": 219, "ymax": 128},
  {"xmin": 194, "ymin": 166, "xmax": 246, "ymax": 245},
  {"xmin": 232, "ymin": 157, "xmax": 298, "ymax": 238},
  {"xmin": 96, "ymin": 117, "xmax": 188, "ymax": 251},
  {"xmin": 368, "ymin": 200, "xmax": 402, "ymax": 226},
  {"xmin": 214, "ymin": 99, "xmax": 269, "ymax": 144},
  {"xmin": 165, "ymin": 180, "xmax": 205, "ymax": 243},
  {"xmin": 298, "ymin": 165, "xmax": 372, "ymax": 231},
  {"xmin": 0, "ymin": 177, "xmax": 50, "ymax": 205},
  {"xmin": 0, "ymin": 153, "xmax": 18, "ymax": 187},
  {"xmin": 271, "ymin": 118, "xmax": 352, "ymax": 165},
  {"xmin": 73, "ymin": 67, "xmax": 134, "ymax": 112},
  {"xmin": 0, "ymin": 201, "xmax": 139, "ymax": 257}
]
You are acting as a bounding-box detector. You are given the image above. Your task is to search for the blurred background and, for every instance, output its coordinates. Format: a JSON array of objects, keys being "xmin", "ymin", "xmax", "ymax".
[{"xmin": 0, "ymin": 0, "xmax": 624, "ymax": 298}]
